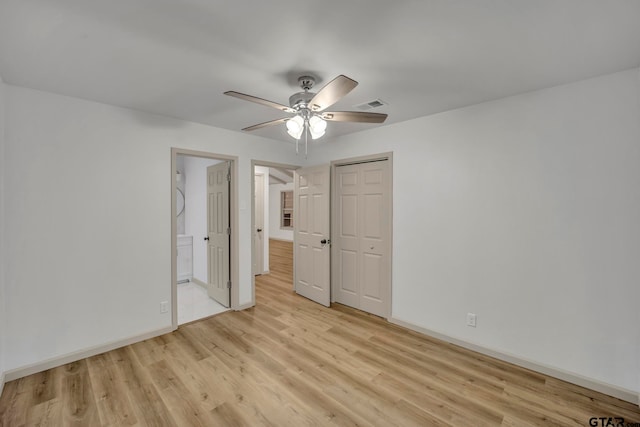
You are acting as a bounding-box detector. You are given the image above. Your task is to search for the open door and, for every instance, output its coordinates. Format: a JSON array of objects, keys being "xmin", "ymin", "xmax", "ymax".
[
  {"xmin": 253, "ymin": 172, "xmax": 265, "ymax": 276},
  {"xmin": 207, "ymin": 161, "xmax": 230, "ymax": 307},
  {"xmin": 294, "ymin": 164, "xmax": 331, "ymax": 307}
]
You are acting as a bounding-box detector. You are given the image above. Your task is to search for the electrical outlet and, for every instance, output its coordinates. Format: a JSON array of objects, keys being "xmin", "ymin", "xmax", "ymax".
[
  {"xmin": 160, "ymin": 301, "xmax": 169, "ymax": 313},
  {"xmin": 466, "ymin": 312, "xmax": 477, "ymax": 327}
]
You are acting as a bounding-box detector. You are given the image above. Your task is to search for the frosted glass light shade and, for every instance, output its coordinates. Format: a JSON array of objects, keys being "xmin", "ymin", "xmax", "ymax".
[
  {"xmin": 286, "ymin": 115, "xmax": 304, "ymax": 139},
  {"xmin": 309, "ymin": 115, "xmax": 327, "ymax": 139}
]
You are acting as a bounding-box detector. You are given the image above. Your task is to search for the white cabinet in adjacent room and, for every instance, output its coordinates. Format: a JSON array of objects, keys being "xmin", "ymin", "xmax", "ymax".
[{"xmin": 177, "ymin": 235, "xmax": 193, "ymax": 283}]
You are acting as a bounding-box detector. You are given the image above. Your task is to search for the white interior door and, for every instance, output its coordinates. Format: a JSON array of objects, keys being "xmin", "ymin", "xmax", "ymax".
[
  {"xmin": 294, "ymin": 164, "xmax": 331, "ymax": 307},
  {"xmin": 207, "ymin": 162, "xmax": 230, "ymax": 307},
  {"xmin": 334, "ymin": 160, "xmax": 391, "ymax": 317},
  {"xmin": 253, "ymin": 173, "xmax": 265, "ymax": 276}
]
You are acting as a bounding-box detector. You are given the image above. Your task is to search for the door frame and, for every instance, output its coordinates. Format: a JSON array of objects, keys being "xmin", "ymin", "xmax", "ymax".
[
  {"xmin": 250, "ymin": 160, "xmax": 300, "ymax": 303},
  {"xmin": 330, "ymin": 152, "xmax": 394, "ymax": 319},
  {"xmin": 253, "ymin": 171, "xmax": 266, "ymax": 276},
  {"xmin": 171, "ymin": 148, "xmax": 239, "ymax": 328}
]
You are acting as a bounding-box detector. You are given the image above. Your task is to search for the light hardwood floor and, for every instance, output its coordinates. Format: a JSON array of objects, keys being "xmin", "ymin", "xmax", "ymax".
[{"xmin": 1, "ymin": 239, "xmax": 638, "ymax": 426}]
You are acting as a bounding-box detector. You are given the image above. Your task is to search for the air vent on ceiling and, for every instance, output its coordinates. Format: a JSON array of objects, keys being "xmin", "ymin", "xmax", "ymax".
[{"xmin": 354, "ymin": 99, "xmax": 388, "ymax": 111}]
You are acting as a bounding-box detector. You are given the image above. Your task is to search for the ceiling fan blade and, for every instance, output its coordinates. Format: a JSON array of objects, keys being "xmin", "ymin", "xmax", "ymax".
[
  {"xmin": 308, "ymin": 75, "xmax": 358, "ymax": 112},
  {"xmin": 242, "ymin": 117, "xmax": 290, "ymax": 132},
  {"xmin": 321, "ymin": 111, "xmax": 388, "ymax": 123},
  {"xmin": 224, "ymin": 91, "xmax": 296, "ymax": 113}
]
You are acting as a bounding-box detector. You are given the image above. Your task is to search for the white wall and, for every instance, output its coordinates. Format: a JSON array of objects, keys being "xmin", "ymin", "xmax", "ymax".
[
  {"xmin": 311, "ymin": 68, "xmax": 640, "ymax": 393},
  {"xmin": 254, "ymin": 166, "xmax": 270, "ymax": 272},
  {"xmin": 2, "ymin": 84, "xmax": 301, "ymax": 373},
  {"xmin": 269, "ymin": 182, "xmax": 294, "ymax": 241},
  {"xmin": 0, "ymin": 75, "xmax": 6, "ymax": 389},
  {"xmin": 182, "ymin": 156, "xmax": 221, "ymax": 283}
]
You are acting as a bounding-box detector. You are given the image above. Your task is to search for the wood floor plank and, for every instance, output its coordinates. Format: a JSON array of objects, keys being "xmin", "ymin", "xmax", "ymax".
[
  {"xmin": 205, "ymin": 344, "xmax": 317, "ymax": 427},
  {"xmin": 0, "ymin": 376, "xmax": 37, "ymax": 426},
  {"xmin": 371, "ymin": 371, "xmax": 502, "ymax": 426},
  {"xmin": 25, "ymin": 397, "xmax": 63, "ymax": 427},
  {"xmin": 209, "ymin": 401, "xmax": 252, "ymax": 426},
  {"xmin": 275, "ymin": 368, "xmax": 371, "ymax": 427},
  {"xmin": 29, "ymin": 370, "xmax": 57, "ymax": 407},
  {"xmin": 109, "ymin": 347, "xmax": 178, "ymax": 427},
  {"xmin": 157, "ymin": 342, "xmax": 229, "ymax": 411},
  {"xmin": 147, "ymin": 360, "xmax": 219, "ymax": 426},
  {"xmin": 1, "ymin": 237, "xmax": 639, "ymax": 426},
  {"xmin": 59, "ymin": 361, "xmax": 100, "ymax": 426},
  {"xmin": 128, "ymin": 339, "xmax": 169, "ymax": 368},
  {"xmin": 86, "ymin": 356, "xmax": 138, "ymax": 426}
]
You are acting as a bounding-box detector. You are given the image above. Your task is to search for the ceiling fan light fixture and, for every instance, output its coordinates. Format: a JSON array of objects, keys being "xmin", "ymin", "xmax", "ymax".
[
  {"xmin": 224, "ymin": 74, "xmax": 387, "ymax": 150},
  {"xmin": 286, "ymin": 115, "xmax": 304, "ymax": 139},
  {"xmin": 309, "ymin": 115, "xmax": 327, "ymax": 139}
]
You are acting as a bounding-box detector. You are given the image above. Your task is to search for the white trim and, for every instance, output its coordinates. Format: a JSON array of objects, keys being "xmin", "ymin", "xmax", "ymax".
[
  {"xmin": 389, "ymin": 317, "xmax": 639, "ymax": 405},
  {"xmin": 269, "ymin": 237, "xmax": 293, "ymax": 243},
  {"xmin": 192, "ymin": 276, "xmax": 243, "ymax": 302},
  {"xmin": 191, "ymin": 277, "xmax": 208, "ymax": 289},
  {"xmin": 171, "ymin": 149, "xmax": 240, "ymax": 324},
  {"xmin": 4, "ymin": 326, "xmax": 175, "ymax": 383},
  {"xmin": 235, "ymin": 302, "xmax": 255, "ymax": 311},
  {"xmin": 0, "ymin": 371, "xmax": 5, "ymax": 397}
]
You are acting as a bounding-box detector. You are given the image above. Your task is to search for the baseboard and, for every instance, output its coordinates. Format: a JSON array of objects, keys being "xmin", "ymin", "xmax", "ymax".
[
  {"xmin": 269, "ymin": 237, "xmax": 293, "ymax": 242},
  {"xmin": 235, "ymin": 302, "xmax": 255, "ymax": 311},
  {"xmin": 0, "ymin": 371, "xmax": 5, "ymax": 398},
  {"xmin": 4, "ymin": 325, "xmax": 176, "ymax": 383},
  {"xmin": 388, "ymin": 317, "xmax": 639, "ymax": 405},
  {"xmin": 192, "ymin": 277, "xmax": 249, "ymax": 311},
  {"xmin": 191, "ymin": 277, "xmax": 207, "ymax": 289}
]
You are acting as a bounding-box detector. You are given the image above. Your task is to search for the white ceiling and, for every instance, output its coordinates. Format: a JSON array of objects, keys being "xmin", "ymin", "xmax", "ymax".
[{"xmin": 1, "ymin": 0, "xmax": 639, "ymax": 143}]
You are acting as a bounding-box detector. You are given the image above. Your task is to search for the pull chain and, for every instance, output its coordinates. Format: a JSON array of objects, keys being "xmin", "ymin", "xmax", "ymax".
[{"xmin": 304, "ymin": 121, "xmax": 308, "ymax": 159}]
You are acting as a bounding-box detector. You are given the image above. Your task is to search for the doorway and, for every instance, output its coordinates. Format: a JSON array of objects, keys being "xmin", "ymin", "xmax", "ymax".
[
  {"xmin": 251, "ymin": 160, "xmax": 298, "ymax": 303},
  {"xmin": 171, "ymin": 149, "xmax": 239, "ymax": 327}
]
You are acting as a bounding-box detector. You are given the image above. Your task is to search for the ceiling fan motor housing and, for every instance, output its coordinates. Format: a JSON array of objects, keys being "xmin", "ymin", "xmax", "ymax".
[
  {"xmin": 289, "ymin": 75, "xmax": 317, "ymax": 111},
  {"xmin": 289, "ymin": 91, "xmax": 315, "ymax": 111}
]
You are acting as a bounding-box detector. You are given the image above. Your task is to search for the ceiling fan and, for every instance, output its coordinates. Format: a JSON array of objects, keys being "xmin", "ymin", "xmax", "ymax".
[{"xmin": 224, "ymin": 75, "xmax": 387, "ymax": 154}]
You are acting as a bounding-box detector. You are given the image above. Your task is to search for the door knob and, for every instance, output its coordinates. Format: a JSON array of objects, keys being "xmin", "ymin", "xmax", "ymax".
[
  {"xmin": 321, "ymin": 239, "xmax": 331, "ymax": 245},
  {"xmin": 257, "ymin": 228, "xmax": 263, "ymax": 232},
  {"xmin": 204, "ymin": 236, "xmax": 209, "ymax": 241}
]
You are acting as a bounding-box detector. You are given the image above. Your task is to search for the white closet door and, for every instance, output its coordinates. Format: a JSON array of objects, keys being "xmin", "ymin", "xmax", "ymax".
[{"xmin": 335, "ymin": 160, "xmax": 391, "ymax": 317}]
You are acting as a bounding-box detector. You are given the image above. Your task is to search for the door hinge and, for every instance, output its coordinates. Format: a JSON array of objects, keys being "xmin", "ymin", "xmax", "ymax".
[
  {"xmin": 226, "ymin": 281, "xmax": 232, "ymax": 289},
  {"xmin": 226, "ymin": 172, "xmax": 231, "ymax": 182},
  {"xmin": 226, "ymin": 227, "xmax": 231, "ymax": 235}
]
